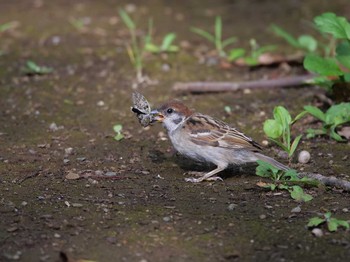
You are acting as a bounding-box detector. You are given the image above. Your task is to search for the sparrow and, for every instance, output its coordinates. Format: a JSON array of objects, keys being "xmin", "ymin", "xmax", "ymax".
[{"xmin": 151, "ymin": 100, "xmax": 288, "ymax": 183}]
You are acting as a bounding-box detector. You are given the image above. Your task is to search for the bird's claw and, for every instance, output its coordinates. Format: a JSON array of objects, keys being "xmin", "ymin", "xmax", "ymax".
[{"xmin": 184, "ymin": 176, "xmax": 223, "ymax": 183}]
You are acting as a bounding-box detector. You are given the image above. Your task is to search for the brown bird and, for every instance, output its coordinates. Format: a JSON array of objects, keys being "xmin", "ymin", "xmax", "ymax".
[{"xmin": 151, "ymin": 100, "xmax": 288, "ymax": 182}]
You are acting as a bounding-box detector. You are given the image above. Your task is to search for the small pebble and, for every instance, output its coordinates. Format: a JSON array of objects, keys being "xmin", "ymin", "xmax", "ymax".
[
  {"xmin": 161, "ymin": 63, "xmax": 170, "ymax": 72},
  {"xmin": 65, "ymin": 147, "xmax": 73, "ymax": 155},
  {"xmin": 298, "ymin": 150, "xmax": 311, "ymax": 164},
  {"xmin": 95, "ymin": 170, "xmax": 104, "ymax": 176},
  {"xmin": 49, "ymin": 122, "xmax": 58, "ymax": 131},
  {"xmin": 291, "ymin": 206, "xmax": 301, "ymax": 213},
  {"xmin": 163, "ymin": 216, "xmax": 171, "ymax": 222},
  {"xmin": 259, "ymin": 214, "xmax": 266, "ymax": 219},
  {"xmin": 97, "ymin": 100, "xmax": 105, "ymax": 107},
  {"xmin": 311, "ymin": 228, "xmax": 323, "ymax": 237},
  {"xmin": 65, "ymin": 172, "xmax": 80, "ymax": 180},
  {"xmin": 63, "ymin": 159, "xmax": 70, "ymax": 164},
  {"xmin": 104, "ymin": 171, "xmax": 117, "ymax": 177},
  {"xmin": 227, "ymin": 203, "xmax": 237, "ymax": 211}
]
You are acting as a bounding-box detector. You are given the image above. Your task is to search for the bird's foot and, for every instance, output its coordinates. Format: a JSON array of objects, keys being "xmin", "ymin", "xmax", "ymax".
[
  {"xmin": 184, "ymin": 176, "xmax": 223, "ymax": 183},
  {"xmin": 183, "ymin": 171, "xmax": 205, "ymax": 177}
]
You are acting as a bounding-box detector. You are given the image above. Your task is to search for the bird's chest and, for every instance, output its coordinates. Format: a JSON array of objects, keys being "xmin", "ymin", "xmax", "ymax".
[{"xmin": 169, "ymin": 130, "xmax": 206, "ymax": 162}]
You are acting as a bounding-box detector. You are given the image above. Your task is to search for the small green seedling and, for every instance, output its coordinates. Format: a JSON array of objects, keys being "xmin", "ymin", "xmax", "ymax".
[
  {"xmin": 191, "ymin": 16, "xmax": 237, "ymax": 57},
  {"xmin": 270, "ymin": 24, "xmax": 319, "ymax": 53},
  {"xmin": 307, "ymin": 212, "xmax": 349, "ymax": 232},
  {"xmin": 113, "ymin": 124, "xmax": 124, "ymax": 141},
  {"xmin": 23, "ymin": 60, "xmax": 53, "ymax": 75},
  {"xmin": 263, "ymin": 106, "xmax": 306, "ymax": 159},
  {"xmin": 145, "ymin": 27, "xmax": 179, "ymax": 54},
  {"xmin": 0, "ymin": 21, "xmax": 18, "ymax": 33},
  {"xmin": 256, "ymin": 160, "xmax": 314, "ymax": 202},
  {"xmin": 304, "ymin": 102, "xmax": 350, "ymax": 141},
  {"xmin": 69, "ymin": 17, "xmax": 88, "ymax": 31},
  {"xmin": 228, "ymin": 38, "xmax": 276, "ymax": 66}
]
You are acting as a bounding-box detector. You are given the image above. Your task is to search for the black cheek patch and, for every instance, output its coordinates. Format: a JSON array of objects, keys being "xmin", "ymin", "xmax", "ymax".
[{"xmin": 173, "ymin": 117, "xmax": 183, "ymax": 125}]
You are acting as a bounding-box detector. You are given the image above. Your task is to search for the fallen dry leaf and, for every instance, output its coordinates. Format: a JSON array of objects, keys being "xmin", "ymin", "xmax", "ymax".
[{"xmin": 338, "ymin": 126, "xmax": 350, "ymax": 140}]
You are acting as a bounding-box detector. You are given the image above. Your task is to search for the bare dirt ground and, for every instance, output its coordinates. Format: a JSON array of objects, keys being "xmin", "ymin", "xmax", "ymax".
[{"xmin": 0, "ymin": 1, "xmax": 349, "ymax": 261}]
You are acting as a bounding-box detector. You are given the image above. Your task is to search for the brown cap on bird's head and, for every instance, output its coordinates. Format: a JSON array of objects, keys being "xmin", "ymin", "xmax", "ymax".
[{"xmin": 151, "ymin": 100, "xmax": 193, "ymax": 122}]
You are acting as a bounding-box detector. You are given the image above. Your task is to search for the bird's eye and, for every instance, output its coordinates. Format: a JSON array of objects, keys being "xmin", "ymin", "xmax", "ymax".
[{"xmin": 167, "ymin": 108, "xmax": 174, "ymax": 114}]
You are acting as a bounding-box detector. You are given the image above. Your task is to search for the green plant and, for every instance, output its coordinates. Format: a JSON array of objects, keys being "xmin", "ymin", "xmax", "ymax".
[
  {"xmin": 69, "ymin": 17, "xmax": 88, "ymax": 31},
  {"xmin": 263, "ymin": 106, "xmax": 306, "ymax": 159},
  {"xmin": 307, "ymin": 212, "xmax": 349, "ymax": 232},
  {"xmin": 256, "ymin": 160, "xmax": 314, "ymax": 202},
  {"xmin": 303, "ymin": 13, "xmax": 350, "ymax": 87},
  {"xmin": 23, "ymin": 60, "xmax": 53, "ymax": 75},
  {"xmin": 304, "ymin": 102, "xmax": 350, "ymax": 141},
  {"xmin": 270, "ymin": 24, "xmax": 319, "ymax": 53},
  {"xmin": 191, "ymin": 16, "xmax": 237, "ymax": 57},
  {"xmin": 145, "ymin": 24, "xmax": 179, "ymax": 54},
  {"xmin": 113, "ymin": 124, "xmax": 124, "ymax": 141},
  {"xmin": 119, "ymin": 9, "xmax": 151, "ymax": 83},
  {"xmin": 228, "ymin": 39, "xmax": 276, "ymax": 65}
]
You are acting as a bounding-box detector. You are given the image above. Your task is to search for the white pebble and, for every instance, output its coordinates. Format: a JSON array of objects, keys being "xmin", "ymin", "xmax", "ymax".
[
  {"xmin": 298, "ymin": 150, "xmax": 311, "ymax": 164},
  {"xmin": 311, "ymin": 228, "xmax": 323, "ymax": 237}
]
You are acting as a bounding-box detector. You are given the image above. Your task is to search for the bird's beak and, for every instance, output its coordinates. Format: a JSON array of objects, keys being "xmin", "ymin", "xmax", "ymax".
[{"xmin": 150, "ymin": 109, "xmax": 164, "ymax": 123}]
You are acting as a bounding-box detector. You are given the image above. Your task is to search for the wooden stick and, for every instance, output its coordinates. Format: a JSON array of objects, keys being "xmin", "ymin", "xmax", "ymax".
[
  {"xmin": 299, "ymin": 172, "xmax": 350, "ymax": 192},
  {"xmin": 173, "ymin": 75, "xmax": 314, "ymax": 93}
]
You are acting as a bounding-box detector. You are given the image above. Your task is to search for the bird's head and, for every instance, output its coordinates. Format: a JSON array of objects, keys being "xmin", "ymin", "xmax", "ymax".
[{"xmin": 151, "ymin": 100, "xmax": 193, "ymax": 132}]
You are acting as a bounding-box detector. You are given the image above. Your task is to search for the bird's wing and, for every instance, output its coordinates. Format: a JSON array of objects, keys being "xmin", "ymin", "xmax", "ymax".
[{"xmin": 184, "ymin": 114, "xmax": 262, "ymax": 152}]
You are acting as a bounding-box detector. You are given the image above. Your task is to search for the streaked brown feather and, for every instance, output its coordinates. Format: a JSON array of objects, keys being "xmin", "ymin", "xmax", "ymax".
[{"xmin": 185, "ymin": 114, "xmax": 262, "ymax": 152}]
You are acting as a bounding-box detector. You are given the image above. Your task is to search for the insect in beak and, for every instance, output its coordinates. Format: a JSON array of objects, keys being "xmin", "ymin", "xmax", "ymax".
[{"xmin": 150, "ymin": 110, "xmax": 164, "ymax": 122}]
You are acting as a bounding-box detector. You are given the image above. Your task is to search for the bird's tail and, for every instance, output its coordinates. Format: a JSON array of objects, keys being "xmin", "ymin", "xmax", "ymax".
[{"xmin": 255, "ymin": 153, "xmax": 289, "ymax": 171}]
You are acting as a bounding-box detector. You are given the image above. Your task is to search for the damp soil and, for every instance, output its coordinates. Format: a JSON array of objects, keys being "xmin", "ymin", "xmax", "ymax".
[{"xmin": 0, "ymin": 1, "xmax": 350, "ymax": 261}]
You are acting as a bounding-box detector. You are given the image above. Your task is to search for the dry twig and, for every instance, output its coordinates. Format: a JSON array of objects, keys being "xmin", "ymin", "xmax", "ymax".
[{"xmin": 173, "ymin": 75, "xmax": 314, "ymax": 93}]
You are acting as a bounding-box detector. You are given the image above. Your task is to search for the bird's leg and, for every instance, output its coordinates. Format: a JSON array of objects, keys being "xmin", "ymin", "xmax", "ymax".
[{"xmin": 185, "ymin": 166, "xmax": 226, "ymax": 183}]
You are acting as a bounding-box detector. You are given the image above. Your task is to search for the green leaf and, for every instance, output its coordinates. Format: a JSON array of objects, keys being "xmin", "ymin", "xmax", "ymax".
[
  {"xmin": 298, "ymin": 35, "xmax": 318, "ymax": 52},
  {"xmin": 327, "ymin": 219, "xmax": 339, "ymax": 232},
  {"xmin": 290, "ymin": 135, "xmax": 302, "ymax": 157},
  {"xmin": 336, "ymin": 41, "xmax": 350, "ymax": 69},
  {"xmin": 215, "ymin": 16, "xmax": 222, "ymax": 43},
  {"xmin": 335, "ymin": 219, "xmax": 350, "ymax": 230},
  {"xmin": 304, "ymin": 54, "xmax": 343, "ymax": 76},
  {"xmin": 222, "ymin": 36, "xmax": 237, "ymax": 48},
  {"xmin": 114, "ymin": 133, "xmax": 124, "ymax": 141},
  {"xmin": 292, "ymin": 111, "xmax": 307, "ymax": 124},
  {"xmin": 307, "ymin": 217, "xmax": 325, "ymax": 227},
  {"xmin": 324, "ymin": 212, "xmax": 332, "ymax": 220},
  {"xmin": 326, "ymin": 103, "xmax": 350, "ymax": 126},
  {"xmin": 304, "ymin": 105, "xmax": 326, "ymax": 122},
  {"xmin": 270, "ymin": 24, "xmax": 300, "ymax": 48},
  {"xmin": 118, "ymin": 9, "xmax": 135, "ymax": 30},
  {"xmin": 145, "ymin": 43, "xmax": 160, "ymax": 53},
  {"xmin": 256, "ymin": 160, "xmax": 279, "ymax": 178},
  {"xmin": 113, "ymin": 124, "xmax": 123, "ymax": 133},
  {"xmin": 0, "ymin": 21, "xmax": 17, "ymax": 32},
  {"xmin": 252, "ymin": 45, "xmax": 277, "ymax": 58},
  {"xmin": 191, "ymin": 27, "xmax": 215, "ymax": 43},
  {"xmin": 314, "ymin": 12, "xmax": 350, "ymax": 40},
  {"xmin": 329, "ymin": 126, "xmax": 345, "ymax": 141},
  {"xmin": 228, "ymin": 48, "xmax": 246, "ymax": 61},
  {"xmin": 289, "ymin": 185, "xmax": 313, "ymax": 202},
  {"xmin": 274, "ymin": 106, "xmax": 292, "ymax": 128},
  {"xmin": 263, "ymin": 119, "xmax": 283, "ymax": 139},
  {"xmin": 344, "ymin": 73, "xmax": 350, "ymax": 82},
  {"xmin": 283, "ymin": 169, "xmax": 299, "ymax": 180},
  {"xmin": 161, "ymin": 33, "xmax": 177, "ymax": 51}
]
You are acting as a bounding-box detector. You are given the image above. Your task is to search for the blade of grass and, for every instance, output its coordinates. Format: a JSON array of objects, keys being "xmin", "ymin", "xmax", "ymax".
[{"xmin": 191, "ymin": 27, "xmax": 215, "ymax": 43}]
